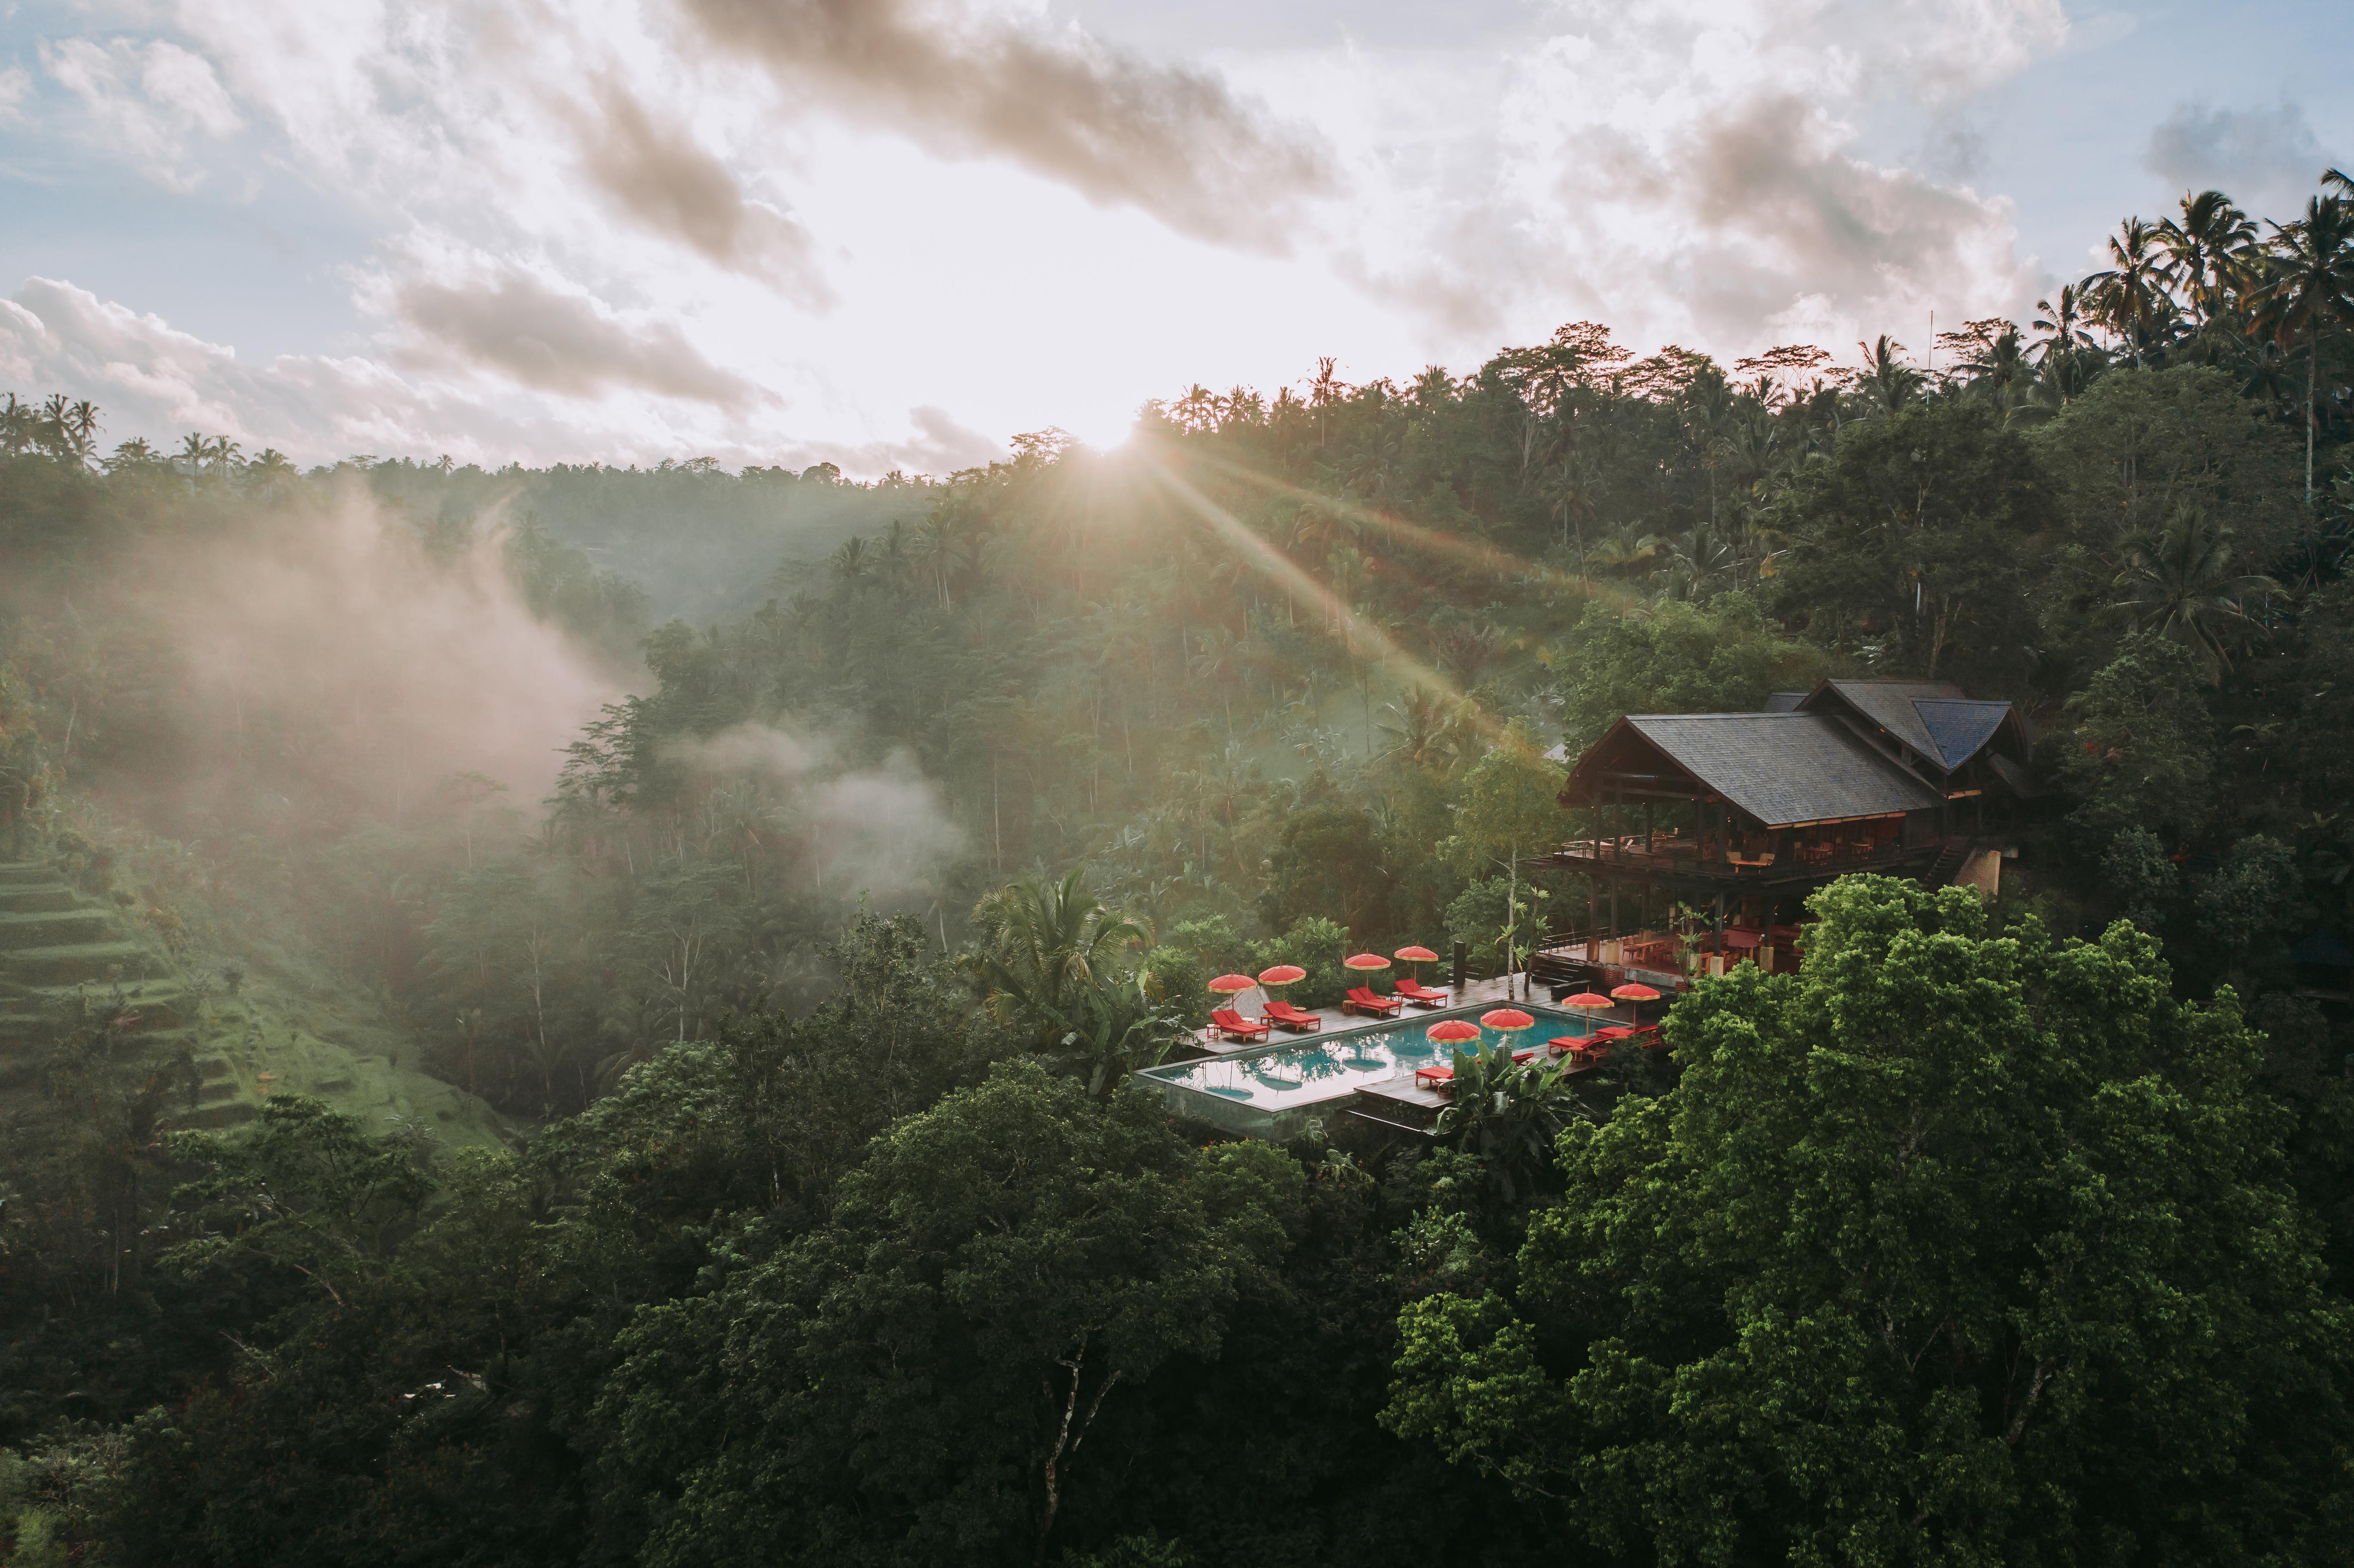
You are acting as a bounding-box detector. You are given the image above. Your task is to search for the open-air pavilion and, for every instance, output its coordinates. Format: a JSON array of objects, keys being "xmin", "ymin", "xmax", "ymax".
[{"xmin": 1544, "ymin": 679, "xmax": 2034, "ymax": 977}]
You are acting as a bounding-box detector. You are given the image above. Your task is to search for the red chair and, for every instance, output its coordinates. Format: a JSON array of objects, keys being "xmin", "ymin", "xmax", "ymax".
[
  {"xmin": 1263, "ymin": 999, "xmax": 1324, "ymax": 1033},
  {"xmin": 1342, "ymin": 986, "xmax": 1404, "ymax": 1017},
  {"xmin": 1413, "ymin": 1064, "xmax": 1454, "ymax": 1091},
  {"xmin": 1208, "ymin": 1008, "xmax": 1270, "ymax": 1042},
  {"xmin": 1393, "ymin": 978, "xmax": 1450, "ymax": 1009}
]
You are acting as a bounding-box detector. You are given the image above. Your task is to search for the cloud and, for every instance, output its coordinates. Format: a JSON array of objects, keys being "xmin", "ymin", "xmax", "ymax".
[
  {"xmin": 0, "ymin": 275, "xmax": 432, "ymax": 456},
  {"xmin": 681, "ymin": 0, "xmax": 1336, "ymax": 250},
  {"xmin": 0, "ymin": 66, "xmax": 31, "ymax": 123},
  {"xmin": 563, "ymin": 76, "xmax": 836, "ymax": 308},
  {"xmin": 393, "ymin": 270, "xmax": 772, "ymax": 411},
  {"xmin": 40, "ymin": 36, "xmax": 242, "ymax": 191},
  {"xmin": 1666, "ymin": 93, "xmax": 2026, "ymax": 339},
  {"xmin": 800, "ymin": 404, "xmax": 1003, "ymax": 476},
  {"xmin": 2144, "ymin": 101, "xmax": 2334, "ymax": 212},
  {"xmin": 1304, "ymin": 0, "xmax": 2050, "ymax": 359},
  {"xmin": 0, "ymin": 275, "xmax": 773, "ymax": 470}
]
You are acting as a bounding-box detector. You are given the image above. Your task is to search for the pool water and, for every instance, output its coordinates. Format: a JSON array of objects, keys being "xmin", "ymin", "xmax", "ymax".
[{"xmin": 1138, "ymin": 1003, "xmax": 1597, "ymax": 1139}]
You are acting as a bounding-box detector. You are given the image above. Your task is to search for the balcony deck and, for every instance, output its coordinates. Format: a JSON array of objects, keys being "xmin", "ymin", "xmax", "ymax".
[{"xmin": 1546, "ymin": 833, "xmax": 1944, "ymax": 890}]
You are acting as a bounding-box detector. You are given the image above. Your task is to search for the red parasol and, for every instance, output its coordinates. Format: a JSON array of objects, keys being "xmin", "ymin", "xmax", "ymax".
[
  {"xmin": 1208, "ymin": 974, "xmax": 1255, "ymax": 996},
  {"xmin": 1255, "ymin": 964, "xmax": 1307, "ymax": 988},
  {"xmin": 1426, "ymin": 1018, "xmax": 1481, "ymax": 1047},
  {"xmin": 1343, "ymin": 952, "xmax": 1391, "ymax": 971},
  {"xmin": 1611, "ymin": 981, "xmax": 1662, "ymax": 1027},
  {"xmin": 1480, "ymin": 1007, "xmax": 1536, "ymax": 1033},
  {"xmin": 1561, "ymin": 991, "xmax": 1612, "ymax": 1011}
]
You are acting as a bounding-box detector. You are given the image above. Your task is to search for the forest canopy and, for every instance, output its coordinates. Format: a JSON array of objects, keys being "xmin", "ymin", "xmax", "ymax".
[{"xmin": 3, "ymin": 173, "xmax": 2354, "ymax": 1566}]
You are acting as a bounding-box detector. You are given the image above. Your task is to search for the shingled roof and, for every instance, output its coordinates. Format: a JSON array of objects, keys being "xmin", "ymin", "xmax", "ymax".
[
  {"xmin": 1803, "ymin": 680, "xmax": 2022, "ymax": 775},
  {"xmin": 1815, "ymin": 680, "xmax": 1959, "ymax": 759},
  {"xmin": 1619, "ymin": 713, "xmax": 1942, "ymax": 827},
  {"xmin": 1915, "ymin": 700, "xmax": 2013, "ymax": 768}
]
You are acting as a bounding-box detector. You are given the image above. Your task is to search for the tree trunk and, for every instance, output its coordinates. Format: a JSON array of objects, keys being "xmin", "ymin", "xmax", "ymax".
[{"xmin": 2307, "ymin": 342, "xmax": 2318, "ymax": 509}]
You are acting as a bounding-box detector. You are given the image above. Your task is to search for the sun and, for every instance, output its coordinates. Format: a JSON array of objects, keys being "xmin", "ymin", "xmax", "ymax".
[{"xmin": 1057, "ymin": 409, "xmax": 1140, "ymax": 455}]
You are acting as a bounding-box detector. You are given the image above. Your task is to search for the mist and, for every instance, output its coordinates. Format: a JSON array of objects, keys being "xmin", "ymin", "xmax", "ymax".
[
  {"xmin": 64, "ymin": 486, "xmax": 624, "ymax": 845},
  {"xmin": 668, "ymin": 721, "xmax": 965, "ymax": 907}
]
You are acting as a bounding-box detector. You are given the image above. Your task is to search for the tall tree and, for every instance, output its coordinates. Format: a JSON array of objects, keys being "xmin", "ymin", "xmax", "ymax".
[
  {"xmin": 2156, "ymin": 188, "xmax": 2258, "ymax": 328},
  {"xmin": 2250, "ymin": 193, "xmax": 2354, "ymax": 506},
  {"xmin": 1384, "ymin": 877, "xmax": 2354, "ymax": 1566}
]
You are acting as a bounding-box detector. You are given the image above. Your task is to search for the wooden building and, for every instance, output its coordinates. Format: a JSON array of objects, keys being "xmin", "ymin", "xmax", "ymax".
[{"xmin": 1545, "ymin": 679, "xmax": 2033, "ymax": 977}]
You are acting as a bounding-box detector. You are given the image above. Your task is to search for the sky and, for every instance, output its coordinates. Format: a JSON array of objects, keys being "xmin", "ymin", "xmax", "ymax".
[{"xmin": 0, "ymin": 0, "xmax": 2346, "ymax": 475}]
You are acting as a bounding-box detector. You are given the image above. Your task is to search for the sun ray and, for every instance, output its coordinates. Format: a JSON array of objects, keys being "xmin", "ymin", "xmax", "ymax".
[
  {"xmin": 1139, "ymin": 454, "xmax": 1502, "ymax": 744},
  {"xmin": 1184, "ymin": 449, "xmax": 1652, "ymax": 617}
]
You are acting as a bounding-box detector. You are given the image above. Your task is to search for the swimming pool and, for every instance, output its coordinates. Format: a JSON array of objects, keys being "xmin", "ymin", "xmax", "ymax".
[{"xmin": 1137, "ymin": 1003, "xmax": 1597, "ymax": 1140}]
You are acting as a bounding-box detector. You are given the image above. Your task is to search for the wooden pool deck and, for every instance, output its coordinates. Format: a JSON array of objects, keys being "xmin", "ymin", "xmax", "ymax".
[{"xmin": 1190, "ymin": 974, "xmax": 1531, "ymax": 1058}]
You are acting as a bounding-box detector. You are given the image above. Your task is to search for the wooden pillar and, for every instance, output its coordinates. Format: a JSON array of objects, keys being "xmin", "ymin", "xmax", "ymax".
[
  {"xmin": 1587, "ymin": 875, "xmax": 1599, "ymax": 963},
  {"xmin": 1644, "ymin": 800, "xmax": 1655, "ymax": 852},
  {"xmin": 1712, "ymin": 890, "xmax": 1725, "ymax": 964}
]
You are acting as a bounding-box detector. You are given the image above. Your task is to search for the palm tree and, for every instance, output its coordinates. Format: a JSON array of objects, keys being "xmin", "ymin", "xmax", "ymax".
[
  {"xmin": 2248, "ymin": 194, "xmax": 2354, "ymax": 507},
  {"xmin": 965, "ymin": 866, "xmax": 1152, "ymax": 1050},
  {"xmin": 1189, "ymin": 625, "xmax": 1244, "ymax": 738},
  {"xmin": 907, "ymin": 513, "xmax": 957, "ymax": 607},
  {"xmin": 2108, "ymin": 505, "xmax": 2280, "ymax": 683},
  {"xmin": 1585, "ymin": 520, "xmax": 1660, "ymax": 575},
  {"xmin": 828, "ymin": 533, "xmax": 875, "ymax": 585},
  {"xmin": 2156, "ymin": 190, "xmax": 2257, "ymax": 329},
  {"xmin": 58, "ymin": 399, "xmax": 101, "ymax": 464},
  {"xmin": 104, "ymin": 436, "xmax": 158, "ymax": 472},
  {"xmin": 1432, "ymin": 1043, "xmax": 1582, "ymax": 1204},
  {"xmin": 2008, "ymin": 343, "xmax": 2106, "ymax": 424},
  {"xmin": 2083, "ymin": 217, "xmax": 2177, "ymax": 365},
  {"xmin": 1426, "ymin": 613, "xmax": 1503, "ymax": 688},
  {"xmin": 1850, "ymin": 336, "xmax": 1923, "ymax": 416},
  {"xmin": 1650, "ymin": 522, "xmax": 1739, "ymax": 601},
  {"xmin": 247, "ymin": 448, "xmax": 297, "ymax": 491},
  {"xmin": 1379, "ymin": 688, "xmax": 1471, "ymax": 777},
  {"xmin": 2031, "ymin": 283, "xmax": 2096, "ymax": 368}
]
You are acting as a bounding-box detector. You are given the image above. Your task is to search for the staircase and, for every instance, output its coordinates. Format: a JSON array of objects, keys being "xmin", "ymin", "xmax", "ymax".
[
  {"xmin": 1919, "ymin": 839, "xmax": 1971, "ymax": 890},
  {"xmin": 1526, "ymin": 943, "xmax": 1600, "ymax": 998}
]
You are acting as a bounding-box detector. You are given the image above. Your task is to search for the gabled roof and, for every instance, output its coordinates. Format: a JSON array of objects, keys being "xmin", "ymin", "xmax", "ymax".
[
  {"xmin": 1613, "ymin": 713, "xmax": 1942, "ymax": 827},
  {"xmin": 1801, "ymin": 679, "xmax": 2023, "ymax": 775},
  {"xmin": 1810, "ymin": 679, "xmax": 1962, "ymax": 761},
  {"xmin": 1914, "ymin": 700, "xmax": 2013, "ymax": 768}
]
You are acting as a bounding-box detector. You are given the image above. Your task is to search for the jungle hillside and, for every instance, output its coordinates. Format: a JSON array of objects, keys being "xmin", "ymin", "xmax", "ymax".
[{"xmin": 4, "ymin": 177, "xmax": 2354, "ymax": 1567}]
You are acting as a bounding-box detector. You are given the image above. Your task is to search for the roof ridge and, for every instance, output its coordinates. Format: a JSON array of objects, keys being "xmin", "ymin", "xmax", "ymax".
[{"xmin": 1630, "ymin": 710, "xmax": 1815, "ymax": 721}]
